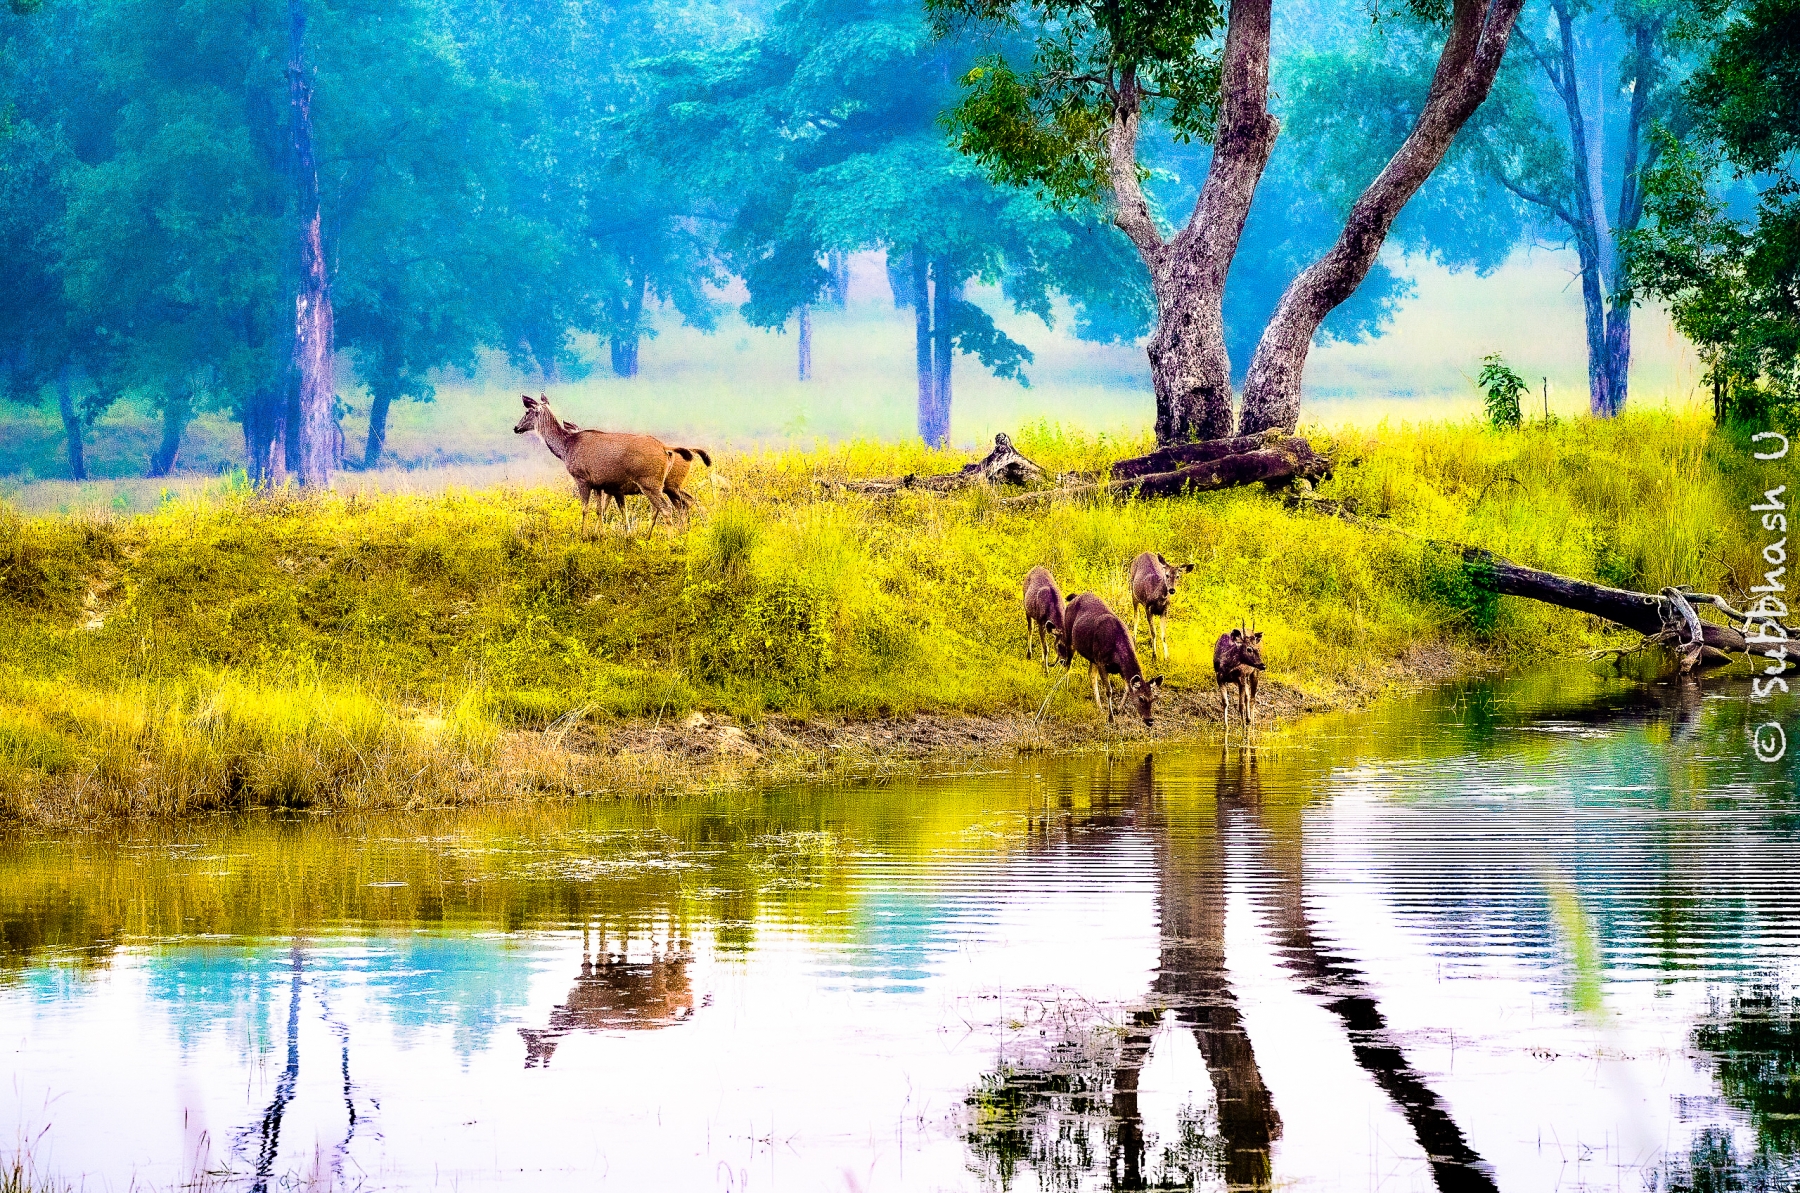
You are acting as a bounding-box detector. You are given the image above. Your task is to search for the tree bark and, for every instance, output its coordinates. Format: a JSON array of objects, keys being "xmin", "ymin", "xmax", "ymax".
[
  {"xmin": 796, "ymin": 303, "xmax": 812, "ymax": 381},
  {"xmin": 56, "ymin": 366, "xmax": 87, "ymax": 482},
  {"xmin": 931, "ymin": 259, "xmax": 954, "ymax": 443},
  {"xmin": 288, "ymin": 0, "xmax": 335, "ymax": 489},
  {"xmin": 1107, "ymin": 0, "xmax": 1280, "ymax": 445},
  {"xmin": 1238, "ymin": 0, "xmax": 1527, "ymax": 434},
  {"xmin": 148, "ymin": 392, "xmax": 190, "ymax": 478}
]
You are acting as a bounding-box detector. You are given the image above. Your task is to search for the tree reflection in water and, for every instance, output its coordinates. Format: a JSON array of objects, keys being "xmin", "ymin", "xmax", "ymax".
[
  {"xmin": 966, "ymin": 751, "xmax": 1499, "ymax": 1192},
  {"xmin": 1228, "ymin": 751, "xmax": 1499, "ymax": 1193},
  {"xmin": 1662, "ymin": 986, "xmax": 1800, "ymax": 1191},
  {"xmin": 966, "ymin": 754, "xmax": 1277, "ymax": 1191}
]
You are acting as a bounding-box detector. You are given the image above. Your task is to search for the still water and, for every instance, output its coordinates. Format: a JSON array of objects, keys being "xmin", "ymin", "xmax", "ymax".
[{"xmin": 3, "ymin": 667, "xmax": 1798, "ymax": 1191}]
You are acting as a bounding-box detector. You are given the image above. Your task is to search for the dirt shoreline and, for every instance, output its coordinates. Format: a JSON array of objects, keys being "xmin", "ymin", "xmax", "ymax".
[{"xmin": 511, "ymin": 643, "xmax": 1473, "ymax": 798}]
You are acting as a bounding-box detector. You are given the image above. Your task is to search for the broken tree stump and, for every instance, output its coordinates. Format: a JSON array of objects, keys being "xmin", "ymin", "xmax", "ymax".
[{"xmin": 831, "ymin": 432, "xmax": 1051, "ymax": 495}]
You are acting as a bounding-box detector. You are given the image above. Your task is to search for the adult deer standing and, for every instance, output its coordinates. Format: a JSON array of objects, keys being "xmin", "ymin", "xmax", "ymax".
[
  {"xmin": 1065, "ymin": 591, "xmax": 1163, "ymax": 726},
  {"xmin": 513, "ymin": 394, "xmax": 677, "ymax": 536},
  {"xmin": 1128, "ymin": 552, "xmax": 1195, "ymax": 662},
  {"xmin": 1213, "ymin": 625, "xmax": 1266, "ymax": 741}
]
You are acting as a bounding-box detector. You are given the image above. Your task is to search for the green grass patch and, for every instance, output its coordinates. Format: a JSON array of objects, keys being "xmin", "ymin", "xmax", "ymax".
[{"xmin": 0, "ymin": 412, "xmax": 1771, "ymax": 818}]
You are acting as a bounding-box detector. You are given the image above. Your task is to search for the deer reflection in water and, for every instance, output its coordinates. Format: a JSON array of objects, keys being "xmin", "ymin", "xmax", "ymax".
[{"xmin": 521, "ymin": 931, "xmax": 700, "ymax": 1068}]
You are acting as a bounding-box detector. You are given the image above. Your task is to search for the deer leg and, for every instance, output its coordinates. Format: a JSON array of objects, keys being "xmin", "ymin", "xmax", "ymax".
[
  {"xmin": 1026, "ymin": 615, "xmax": 1036, "ymax": 661},
  {"xmin": 1089, "ymin": 661, "xmax": 1107, "ymax": 719},
  {"xmin": 1220, "ymin": 678, "xmax": 1232, "ymax": 743},
  {"xmin": 646, "ymin": 489, "xmax": 675, "ymax": 537}
]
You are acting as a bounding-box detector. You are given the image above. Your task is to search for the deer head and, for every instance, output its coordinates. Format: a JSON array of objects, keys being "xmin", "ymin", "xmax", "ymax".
[
  {"xmin": 513, "ymin": 393, "xmax": 541, "ymax": 435},
  {"xmin": 1126, "ymin": 674, "xmax": 1164, "ymax": 726}
]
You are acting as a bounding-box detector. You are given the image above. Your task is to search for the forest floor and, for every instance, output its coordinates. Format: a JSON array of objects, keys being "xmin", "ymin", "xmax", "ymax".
[{"xmin": 0, "ymin": 412, "xmax": 1772, "ymax": 824}]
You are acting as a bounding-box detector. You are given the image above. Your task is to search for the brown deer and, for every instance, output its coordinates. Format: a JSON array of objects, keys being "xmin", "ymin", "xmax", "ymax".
[
  {"xmin": 1128, "ymin": 552, "xmax": 1195, "ymax": 662},
  {"xmin": 1023, "ymin": 565, "xmax": 1071, "ymax": 671},
  {"xmin": 1064, "ymin": 591, "xmax": 1163, "ymax": 725},
  {"xmin": 519, "ymin": 942, "xmax": 697, "ymax": 1068},
  {"xmin": 513, "ymin": 393, "xmax": 677, "ymax": 536},
  {"xmin": 1213, "ymin": 625, "xmax": 1266, "ymax": 740},
  {"xmin": 561, "ymin": 413, "xmax": 711, "ymax": 530}
]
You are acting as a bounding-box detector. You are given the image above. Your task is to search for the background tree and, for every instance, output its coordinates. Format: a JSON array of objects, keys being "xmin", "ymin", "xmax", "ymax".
[
  {"xmin": 1625, "ymin": 0, "xmax": 1798, "ymax": 428},
  {"xmin": 932, "ymin": 0, "xmax": 1530, "ymax": 442},
  {"xmin": 643, "ymin": 0, "xmax": 1144, "ymax": 446},
  {"xmin": 1467, "ymin": 0, "xmax": 1692, "ymax": 417}
]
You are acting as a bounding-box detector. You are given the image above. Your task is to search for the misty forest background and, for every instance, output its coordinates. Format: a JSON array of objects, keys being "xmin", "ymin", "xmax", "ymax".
[{"xmin": 0, "ymin": 0, "xmax": 1785, "ymax": 511}]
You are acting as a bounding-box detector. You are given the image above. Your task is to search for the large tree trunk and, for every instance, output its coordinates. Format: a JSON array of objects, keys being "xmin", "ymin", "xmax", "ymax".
[
  {"xmin": 1108, "ymin": 0, "xmax": 1279, "ymax": 444},
  {"xmin": 147, "ymin": 392, "xmax": 189, "ymax": 478},
  {"xmin": 930, "ymin": 259, "xmax": 954, "ymax": 442},
  {"xmin": 287, "ymin": 0, "xmax": 335, "ymax": 489},
  {"xmin": 56, "ymin": 366, "xmax": 87, "ymax": 482},
  {"xmin": 796, "ymin": 303, "xmax": 812, "ymax": 381},
  {"xmin": 1238, "ymin": 0, "xmax": 1527, "ymax": 434}
]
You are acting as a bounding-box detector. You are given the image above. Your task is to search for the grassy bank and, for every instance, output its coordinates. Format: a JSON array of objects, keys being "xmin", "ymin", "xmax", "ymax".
[{"xmin": 0, "ymin": 412, "xmax": 1771, "ymax": 822}]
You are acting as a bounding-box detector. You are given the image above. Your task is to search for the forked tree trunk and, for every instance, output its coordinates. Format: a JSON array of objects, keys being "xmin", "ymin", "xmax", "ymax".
[
  {"xmin": 287, "ymin": 0, "xmax": 335, "ymax": 489},
  {"xmin": 56, "ymin": 366, "xmax": 86, "ymax": 481},
  {"xmin": 1237, "ymin": 0, "xmax": 1527, "ymax": 434},
  {"xmin": 797, "ymin": 303, "xmax": 812, "ymax": 381},
  {"xmin": 1106, "ymin": 0, "xmax": 1278, "ymax": 444}
]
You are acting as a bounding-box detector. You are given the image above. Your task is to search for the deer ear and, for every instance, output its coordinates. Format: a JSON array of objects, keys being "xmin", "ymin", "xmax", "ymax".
[
  {"xmin": 1252, "ymin": 631, "xmax": 1264, "ymax": 643},
  {"xmin": 520, "ymin": 393, "xmax": 535, "ymax": 407},
  {"xmin": 1230, "ymin": 628, "xmax": 1242, "ymax": 641},
  {"xmin": 1148, "ymin": 676, "xmax": 1163, "ymax": 690},
  {"xmin": 1180, "ymin": 562, "xmax": 1195, "ymax": 573}
]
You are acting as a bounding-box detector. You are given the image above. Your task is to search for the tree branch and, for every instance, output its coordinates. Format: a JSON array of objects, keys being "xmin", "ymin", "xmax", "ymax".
[{"xmin": 1106, "ymin": 69, "xmax": 1166, "ymax": 261}]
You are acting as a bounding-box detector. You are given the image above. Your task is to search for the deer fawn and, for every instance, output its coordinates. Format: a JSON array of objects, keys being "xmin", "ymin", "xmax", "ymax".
[
  {"xmin": 1128, "ymin": 552, "xmax": 1194, "ymax": 662},
  {"xmin": 1023, "ymin": 566, "xmax": 1072, "ymax": 671},
  {"xmin": 1213, "ymin": 624, "xmax": 1266, "ymax": 741}
]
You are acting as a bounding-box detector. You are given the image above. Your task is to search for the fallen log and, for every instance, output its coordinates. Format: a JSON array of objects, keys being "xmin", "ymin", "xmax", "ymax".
[
  {"xmin": 831, "ymin": 432, "xmax": 1051, "ymax": 495},
  {"xmin": 1002, "ymin": 435, "xmax": 1332, "ymax": 506},
  {"xmin": 1105, "ymin": 431, "xmax": 1297, "ymax": 482},
  {"xmin": 1463, "ymin": 547, "xmax": 1797, "ymax": 672}
]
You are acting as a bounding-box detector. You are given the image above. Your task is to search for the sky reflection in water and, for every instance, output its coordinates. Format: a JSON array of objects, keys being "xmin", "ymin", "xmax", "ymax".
[{"xmin": 2, "ymin": 666, "xmax": 1797, "ymax": 1191}]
